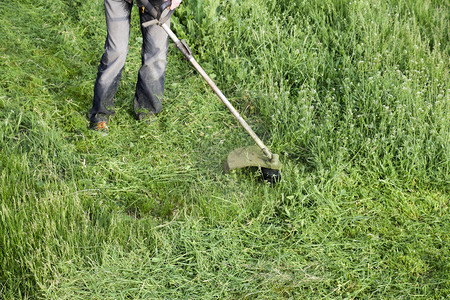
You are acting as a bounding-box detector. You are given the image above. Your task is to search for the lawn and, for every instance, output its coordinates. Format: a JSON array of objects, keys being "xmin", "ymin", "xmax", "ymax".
[{"xmin": 0, "ymin": 0, "xmax": 448, "ymax": 298}]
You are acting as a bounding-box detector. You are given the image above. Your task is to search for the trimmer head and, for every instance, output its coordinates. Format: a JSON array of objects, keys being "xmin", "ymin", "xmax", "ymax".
[{"xmin": 223, "ymin": 146, "xmax": 282, "ymax": 182}]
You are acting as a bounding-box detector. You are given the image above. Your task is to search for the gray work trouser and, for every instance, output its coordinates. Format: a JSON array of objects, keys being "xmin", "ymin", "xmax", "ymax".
[{"xmin": 89, "ymin": 0, "xmax": 170, "ymax": 123}]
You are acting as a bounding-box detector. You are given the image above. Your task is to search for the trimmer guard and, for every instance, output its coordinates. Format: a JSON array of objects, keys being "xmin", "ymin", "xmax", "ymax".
[{"xmin": 223, "ymin": 146, "xmax": 281, "ymax": 172}]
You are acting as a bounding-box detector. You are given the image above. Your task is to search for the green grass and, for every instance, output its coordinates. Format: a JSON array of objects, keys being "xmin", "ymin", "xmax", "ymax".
[{"xmin": 1, "ymin": 0, "xmax": 449, "ymax": 298}]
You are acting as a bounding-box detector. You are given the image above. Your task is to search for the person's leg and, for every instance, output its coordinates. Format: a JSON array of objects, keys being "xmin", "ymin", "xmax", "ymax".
[
  {"xmin": 89, "ymin": 0, "xmax": 132, "ymax": 124},
  {"xmin": 133, "ymin": 5, "xmax": 170, "ymax": 119}
]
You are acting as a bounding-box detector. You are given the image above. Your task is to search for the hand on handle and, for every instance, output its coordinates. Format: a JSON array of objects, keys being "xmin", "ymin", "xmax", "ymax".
[{"xmin": 165, "ymin": 0, "xmax": 182, "ymax": 10}]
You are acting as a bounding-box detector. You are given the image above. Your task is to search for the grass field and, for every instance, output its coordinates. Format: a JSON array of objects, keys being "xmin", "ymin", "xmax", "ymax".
[{"xmin": 1, "ymin": 0, "xmax": 449, "ymax": 298}]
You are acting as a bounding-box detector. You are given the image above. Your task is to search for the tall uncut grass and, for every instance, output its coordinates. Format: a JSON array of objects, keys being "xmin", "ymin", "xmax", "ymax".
[{"xmin": 1, "ymin": 0, "xmax": 448, "ymax": 298}]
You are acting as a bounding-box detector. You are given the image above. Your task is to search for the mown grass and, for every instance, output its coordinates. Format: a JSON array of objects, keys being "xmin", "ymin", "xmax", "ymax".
[{"xmin": 1, "ymin": 0, "xmax": 449, "ymax": 298}]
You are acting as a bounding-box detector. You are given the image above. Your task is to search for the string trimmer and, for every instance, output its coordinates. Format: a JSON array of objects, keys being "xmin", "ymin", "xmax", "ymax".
[{"xmin": 138, "ymin": 0, "xmax": 282, "ymax": 182}]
